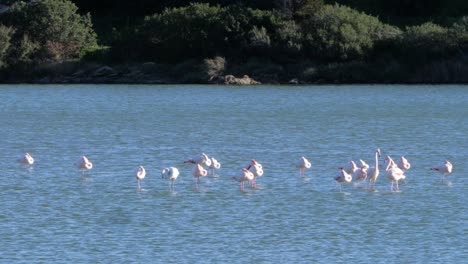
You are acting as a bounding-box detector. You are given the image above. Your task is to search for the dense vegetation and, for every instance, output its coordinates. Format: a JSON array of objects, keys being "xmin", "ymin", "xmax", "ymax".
[{"xmin": 0, "ymin": 0, "xmax": 467, "ymax": 83}]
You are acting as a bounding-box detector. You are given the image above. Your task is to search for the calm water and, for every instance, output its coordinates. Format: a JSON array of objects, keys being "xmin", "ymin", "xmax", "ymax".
[{"xmin": 0, "ymin": 84, "xmax": 466, "ymax": 263}]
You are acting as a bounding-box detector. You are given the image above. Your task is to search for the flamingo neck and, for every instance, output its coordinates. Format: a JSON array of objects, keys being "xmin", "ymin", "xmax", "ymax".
[{"xmin": 375, "ymin": 151, "xmax": 379, "ymax": 171}]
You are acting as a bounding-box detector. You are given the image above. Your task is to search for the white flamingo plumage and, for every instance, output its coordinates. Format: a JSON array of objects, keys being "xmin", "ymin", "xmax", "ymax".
[
  {"xmin": 184, "ymin": 153, "xmax": 212, "ymax": 167},
  {"xmin": 135, "ymin": 165, "xmax": 146, "ymax": 191},
  {"xmin": 208, "ymin": 157, "xmax": 221, "ymax": 176},
  {"xmin": 339, "ymin": 160, "xmax": 359, "ymax": 175},
  {"xmin": 335, "ymin": 168, "xmax": 352, "ymax": 192},
  {"xmin": 161, "ymin": 167, "xmax": 180, "ymax": 191},
  {"xmin": 18, "ymin": 152, "xmax": 34, "ymax": 166},
  {"xmin": 367, "ymin": 148, "xmax": 381, "ymax": 190},
  {"xmin": 431, "ymin": 160, "xmax": 453, "ymax": 182},
  {"xmin": 232, "ymin": 168, "xmax": 255, "ymax": 192},
  {"xmin": 297, "ymin": 156, "xmax": 311, "ymax": 177},
  {"xmin": 76, "ymin": 156, "xmax": 93, "ymax": 176},
  {"xmin": 384, "ymin": 156, "xmax": 405, "ymax": 192},
  {"xmin": 397, "ymin": 156, "xmax": 411, "ymax": 172},
  {"xmin": 354, "ymin": 159, "xmax": 369, "ymax": 182},
  {"xmin": 192, "ymin": 163, "xmax": 207, "ymax": 185},
  {"xmin": 246, "ymin": 159, "xmax": 263, "ymax": 188}
]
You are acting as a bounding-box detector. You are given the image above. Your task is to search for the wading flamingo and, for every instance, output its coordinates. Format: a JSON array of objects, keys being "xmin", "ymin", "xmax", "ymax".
[
  {"xmin": 18, "ymin": 153, "xmax": 34, "ymax": 166},
  {"xmin": 232, "ymin": 168, "xmax": 254, "ymax": 192},
  {"xmin": 192, "ymin": 164, "xmax": 207, "ymax": 185},
  {"xmin": 339, "ymin": 160, "xmax": 358, "ymax": 175},
  {"xmin": 397, "ymin": 156, "xmax": 411, "ymax": 172},
  {"xmin": 76, "ymin": 156, "xmax": 93, "ymax": 176},
  {"xmin": 431, "ymin": 160, "xmax": 453, "ymax": 182},
  {"xmin": 161, "ymin": 167, "xmax": 180, "ymax": 191},
  {"xmin": 354, "ymin": 159, "xmax": 369, "ymax": 182},
  {"xmin": 184, "ymin": 153, "xmax": 212, "ymax": 167},
  {"xmin": 208, "ymin": 157, "xmax": 221, "ymax": 176},
  {"xmin": 384, "ymin": 156, "xmax": 405, "ymax": 192},
  {"xmin": 246, "ymin": 159, "xmax": 263, "ymax": 188},
  {"xmin": 297, "ymin": 157, "xmax": 311, "ymax": 177},
  {"xmin": 335, "ymin": 168, "xmax": 352, "ymax": 192},
  {"xmin": 367, "ymin": 149, "xmax": 381, "ymax": 191},
  {"xmin": 135, "ymin": 166, "xmax": 146, "ymax": 191}
]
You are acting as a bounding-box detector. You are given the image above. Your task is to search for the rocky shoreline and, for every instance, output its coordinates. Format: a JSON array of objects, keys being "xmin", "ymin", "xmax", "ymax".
[
  {"xmin": 1, "ymin": 62, "xmax": 266, "ymax": 85},
  {"xmin": 2, "ymin": 58, "xmax": 468, "ymax": 85}
]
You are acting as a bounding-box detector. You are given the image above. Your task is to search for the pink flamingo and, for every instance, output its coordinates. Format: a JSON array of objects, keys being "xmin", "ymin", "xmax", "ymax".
[
  {"xmin": 192, "ymin": 164, "xmax": 207, "ymax": 185},
  {"xmin": 297, "ymin": 157, "xmax": 311, "ymax": 177},
  {"xmin": 339, "ymin": 160, "xmax": 359, "ymax": 175},
  {"xmin": 354, "ymin": 159, "xmax": 369, "ymax": 182},
  {"xmin": 208, "ymin": 157, "xmax": 221, "ymax": 176},
  {"xmin": 135, "ymin": 166, "xmax": 146, "ymax": 191},
  {"xmin": 335, "ymin": 168, "xmax": 352, "ymax": 192},
  {"xmin": 232, "ymin": 168, "xmax": 255, "ymax": 192},
  {"xmin": 246, "ymin": 159, "xmax": 263, "ymax": 188},
  {"xmin": 397, "ymin": 156, "xmax": 411, "ymax": 172},
  {"xmin": 431, "ymin": 160, "xmax": 453, "ymax": 182},
  {"xmin": 76, "ymin": 156, "xmax": 93, "ymax": 176},
  {"xmin": 18, "ymin": 153, "xmax": 34, "ymax": 167},
  {"xmin": 366, "ymin": 148, "xmax": 381, "ymax": 191},
  {"xmin": 384, "ymin": 156, "xmax": 405, "ymax": 192},
  {"xmin": 184, "ymin": 153, "xmax": 212, "ymax": 167},
  {"xmin": 161, "ymin": 167, "xmax": 180, "ymax": 191}
]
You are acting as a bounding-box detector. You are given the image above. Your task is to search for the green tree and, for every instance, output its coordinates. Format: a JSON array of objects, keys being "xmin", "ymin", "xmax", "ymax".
[
  {"xmin": 0, "ymin": 24, "xmax": 13, "ymax": 68},
  {"xmin": 141, "ymin": 3, "xmax": 225, "ymax": 61},
  {"xmin": 1, "ymin": 0, "xmax": 97, "ymax": 63},
  {"xmin": 397, "ymin": 22, "xmax": 461, "ymax": 63},
  {"xmin": 302, "ymin": 4, "xmax": 401, "ymax": 61}
]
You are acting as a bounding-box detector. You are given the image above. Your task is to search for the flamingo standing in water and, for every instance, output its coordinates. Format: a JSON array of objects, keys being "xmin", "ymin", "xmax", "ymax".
[
  {"xmin": 297, "ymin": 157, "xmax": 311, "ymax": 177},
  {"xmin": 246, "ymin": 159, "xmax": 263, "ymax": 188},
  {"xmin": 184, "ymin": 153, "xmax": 212, "ymax": 167},
  {"xmin": 135, "ymin": 166, "xmax": 146, "ymax": 191},
  {"xmin": 76, "ymin": 156, "xmax": 93, "ymax": 176},
  {"xmin": 397, "ymin": 156, "xmax": 411, "ymax": 172},
  {"xmin": 339, "ymin": 160, "xmax": 359, "ymax": 175},
  {"xmin": 192, "ymin": 164, "xmax": 207, "ymax": 185},
  {"xmin": 431, "ymin": 160, "xmax": 453, "ymax": 182},
  {"xmin": 161, "ymin": 167, "xmax": 180, "ymax": 191},
  {"xmin": 367, "ymin": 148, "xmax": 381, "ymax": 191},
  {"xmin": 354, "ymin": 159, "xmax": 369, "ymax": 182},
  {"xmin": 384, "ymin": 156, "xmax": 406, "ymax": 192},
  {"xmin": 208, "ymin": 157, "xmax": 221, "ymax": 176},
  {"xmin": 232, "ymin": 168, "xmax": 254, "ymax": 192},
  {"xmin": 18, "ymin": 153, "xmax": 34, "ymax": 167},
  {"xmin": 335, "ymin": 168, "xmax": 352, "ymax": 192}
]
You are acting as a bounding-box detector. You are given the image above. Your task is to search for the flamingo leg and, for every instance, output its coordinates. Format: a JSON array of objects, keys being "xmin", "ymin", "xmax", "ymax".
[{"xmin": 137, "ymin": 180, "xmax": 141, "ymax": 191}]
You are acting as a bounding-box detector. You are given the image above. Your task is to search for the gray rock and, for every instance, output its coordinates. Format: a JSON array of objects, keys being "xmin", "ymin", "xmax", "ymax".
[
  {"xmin": 92, "ymin": 66, "xmax": 117, "ymax": 77},
  {"xmin": 224, "ymin": 74, "xmax": 261, "ymax": 85}
]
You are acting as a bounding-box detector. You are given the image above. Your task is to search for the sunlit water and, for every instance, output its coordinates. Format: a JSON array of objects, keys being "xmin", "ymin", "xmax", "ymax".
[{"xmin": 0, "ymin": 84, "xmax": 466, "ymax": 263}]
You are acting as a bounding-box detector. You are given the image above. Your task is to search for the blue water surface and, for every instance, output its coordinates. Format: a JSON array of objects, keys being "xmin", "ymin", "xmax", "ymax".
[{"xmin": 0, "ymin": 84, "xmax": 466, "ymax": 263}]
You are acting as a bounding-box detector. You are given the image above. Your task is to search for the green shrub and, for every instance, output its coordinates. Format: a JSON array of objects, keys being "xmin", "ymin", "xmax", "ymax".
[
  {"xmin": 203, "ymin": 56, "xmax": 226, "ymax": 81},
  {"xmin": 0, "ymin": 24, "xmax": 13, "ymax": 68},
  {"xmin": 395, "ymin": 22, "xmax": 462, "ymax": 63},
  {"xmin": 140, "ymin": 3, "xmax": 291, "ymax": 62},
  {"xmin": 274, "ymin": 20, "xmax": 303, "ymax": 55},
  {"xmin": 302, "ymin": 4, "xmax": 401, "ymax": 61},
  {"xmin": 1, "ymin": 0, "xmax": 97, "ymax": 63},
  {"xmin": 142, "ymin": 3, "xmax": 225, "ymax": 62}
]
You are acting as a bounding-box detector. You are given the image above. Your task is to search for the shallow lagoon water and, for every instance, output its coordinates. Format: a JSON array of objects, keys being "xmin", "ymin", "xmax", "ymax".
[{"xmin": 0, "ymin": 84, "xmax": 466, "ymax": 263}]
